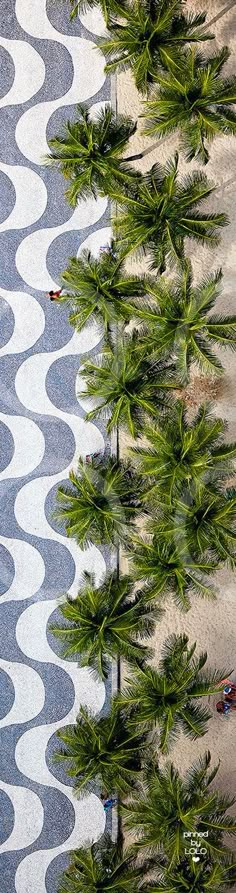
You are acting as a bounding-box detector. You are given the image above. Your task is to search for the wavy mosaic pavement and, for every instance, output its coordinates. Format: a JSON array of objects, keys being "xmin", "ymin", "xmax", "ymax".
[{"xmin": 0, "ymin": 1, "xmax": 111, "ymax": 890}]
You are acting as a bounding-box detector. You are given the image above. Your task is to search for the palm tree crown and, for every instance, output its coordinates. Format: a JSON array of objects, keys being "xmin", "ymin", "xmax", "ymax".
[
  {"xmin": 151, "ymin": 855, "xmax": 236, "ymax": 892},
  {"xmin": 79, "ymin": 333, "xmax": 179, "ymax": 437},
  {"xmin": 58, "ymin": 837, "xmax": 153, "ymax": 893},
  {"xmin": 60, "ymin": 243, "xmax": 146, "ymax": 332},
  {"xmin": 111, "ymin": 154, "xmax": 228, "ymax": 271},
  {"xmin": 155, "ymin": 486, "xmax": 236, "ymax": 566},
  {"xmin": 45, "ymin": 103, "xmax": 139, "ymax": 204},
  {"xmin": 118, "ymin": 633, "xmax": 228, "ymax": 752},
  {"xmin": 99, "ymin": 0, "xmax": 212, "ymax": 94},
  {"xmin": 50, "ymin": 571, "xmax": 162, "ymax": 679},
  {"xmin": 131, "ymin": 536, "xmax": 217, "ymax": 610},
  {"xmin": 56, "ymin": 704, "xmax": 150, "ymax": 794},
  {"xmin": 55, "ymin": 456, "xmax": 142, "ymax": 547},
  {"xmin": 131, "ymin": 401, "xmax": 236, "ymax": 500},
  {"xmin": 124, "ymin": 751, "xmax": 236, "ymax": 863},
  {"xmin": 131, "ymin": 264, "xmax": 236, "ymax": 379},
  {"xmin": 143, "ymin": 46, "xmax": 236, "ymax": 164}
]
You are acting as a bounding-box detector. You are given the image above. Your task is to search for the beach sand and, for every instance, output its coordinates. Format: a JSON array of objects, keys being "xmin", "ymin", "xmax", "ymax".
[{"xmin": 117, "ymin": 0, "xmax": 236, "ymax": 804}]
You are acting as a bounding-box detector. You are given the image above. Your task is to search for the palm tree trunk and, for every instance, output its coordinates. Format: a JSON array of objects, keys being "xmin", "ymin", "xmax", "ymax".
[
  {"xmin": 215, "ymin": 174, "xmax": 236, "ymax": 192},
  {"xmin": 202, "ymin": 0, "xmax": 236, "ymax": 29},
  {"xmin": 125, "ymin": 143, "xmax": 158, "ymax": 162},
  {"xmin": 124, "ymin": 135, "xmax": 175, "ymax": 164}
]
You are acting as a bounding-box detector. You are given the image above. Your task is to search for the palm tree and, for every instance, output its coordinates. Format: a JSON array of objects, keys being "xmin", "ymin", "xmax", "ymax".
[
  {"xmin": 55, "ymin": 456, "xmax": 142, "ymax": 547},
  {"xmin": 142, "ymin": 47, "xmax": 236, "ymax": 164},
  {"xmin": 123, "ymin": 751, "xmax": 236, "ymax": 863},
  {"xmin": 50, "ymin": 571, "xmax": 162, "ymax": 679},
  {"xmin": 78, "ymin": 332, "xmax": 180, "ymax": 438},
  {"xmin": 58, "ymin": 837, "xmax": 153, "ymax": 893},
  {"xmin": 131, "ymin": 401, "xmax": 236, "ymax": 501},
  {"xmin": 118, "ymin": 633, "xmax": 228, "ymax": 752},
  {"xmin": 45, "ymin": 104, "xmax": 147, "ymax": 205},
  {"xmin": 56, "ymin": 703, "xmax": 150, "ymax": 794},
  {"xmin": 131, "ymin": 537, "xmax": 217, "ymax": 610},
  {"xmin": 130, "ymin": 264, "xmax": 236, "ymax": 379},
  {"xmin": 111, "ymin": 154, "xmax": 228, "ymax": 272},
  {"xmin": 155, "ymin": 487, "xmax": 236, "ymax": 566},
  {"xmin": 60, "ymin": 243, "xmax": 146, "ymax": 332},
  {"xmin": 99, "ymin": 0, "xmax": 213, "ymax": 95},
  {"xmin": 151, "ymin": 855, "xmax": 236, "ymax": 892}
]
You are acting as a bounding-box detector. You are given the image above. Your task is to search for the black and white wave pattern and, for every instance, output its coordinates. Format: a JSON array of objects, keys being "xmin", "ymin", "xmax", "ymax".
[{"xmin": 0, "ymin": 1, "xmax": 111, "ymax": 890}]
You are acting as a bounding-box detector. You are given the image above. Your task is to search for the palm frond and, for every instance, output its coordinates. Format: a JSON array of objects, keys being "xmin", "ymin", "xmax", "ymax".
[
  {"xmin": 56, "ymin": 703, "xmax": 151, "ymax": 794},
  {"xmin": 55, "ymin": 455, "xmax": 143, "ymax": 546},
  {"xmin": 45, "ymin": 102, "xmax": 139, "ymax": 204},
  {"xmin": 58, "ymin": 836, "xmax": 153, "ymax": 893},
  {"xmin": 130, "ymin": 535, "xmax": 217, "ymax": 612},
  {"xmin": 60, "ymin": 242, "xmax": 146, "ymax": 331},
  {"xmin": 130, "ymin": 399, "xmax": 236, "ymax": 503},
  {"xmin": 50, "ymin": 572, "xmax": 161, "ymax": 678},
  {"xmin": 142, "ymin": 47, "xmax": 236, "ymax": 162},
  {"xmin": 150, "ymin": 853, "xmax": 236, "ymax": 892},
  {"xmin": 112, "ymin": 158, "xmax": 227, "ymax": 271},
  {"xmin": 79, "ymin": 332, "xmax": 179, "ymax": 437},
  {"xmin": 99, "ymin": 0, "xmax": 213, "ymax": 94},
  {"xmin": 129, "ymin": 264, "xmax": 233, "ymax": 377},
  {"xmin": 118, "ymin": 633, "xmax": 227, "ymax": 752},
  {"xmin": 153, "ymin": 487, "xmax": 236, "ymax": 567},
  {"xmin": 124, "ymin": 753, "xmax": 236, "ymax": 861}
]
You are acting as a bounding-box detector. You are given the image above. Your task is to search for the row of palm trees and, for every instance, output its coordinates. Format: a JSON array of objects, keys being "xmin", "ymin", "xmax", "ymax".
[
  {"xmin": 65, "ymin": 0, "xmax": 235, "ymax": 105},
  {"xmin": 59, "ymin": 834, "xmax": 236, "ymax": 893},
  {"xmin": 46, "ymin": 103, "xmax": 231, "ymax": 238},
  {"xmin": 56, "ymin": 700, "xmax": 236, "ymax": 891},
  {"xmin": 53, "ymin": 604, "xmax": 229, "ymax": 745},
  {"xmin": 56, "ymin": 704, "xmax": 236, "ymax": 843},
  {"xmin": 55, "ymin": 406, "xmax": 236, "ymax": 603},
  {"xmin": 62, "ymin": 247, "xmax": 236, "ymax": 375},
  {"xmin": 60, "ymin": 248, "xmax": 236, "ymax": 379},
  {"xmin": 56, "ymin": 1, "xmax": 236, "ymax": 891}
]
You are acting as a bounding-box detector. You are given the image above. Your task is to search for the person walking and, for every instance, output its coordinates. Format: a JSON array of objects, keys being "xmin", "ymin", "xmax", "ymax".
[
  {"xmin": 223, "ymin": 683, "xmax": 236, "ymax": 701},
  {"xmin": 216, "ymin": 700, "xmax": 236, "ymax": 714},
  {"xmin": 46, "ymin": 289, "xmax": 62, "ymax": 302},
  {"xmin": 216, "ymin": 677, "xmax": 236, "ymax": 714},
  {"xmin": 99, "ymin": 245, "xmax": 117, "ymax": 260},
  {"xmin": 101, "ymin": 794, "xmax": 118, "ymax": 812},
  {"xmin": 85, "ymin": 452, "xmax": 101, "ymax": 463}
]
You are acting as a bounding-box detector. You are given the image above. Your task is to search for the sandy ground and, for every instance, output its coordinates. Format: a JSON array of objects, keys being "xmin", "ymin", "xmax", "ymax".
[{"xmin": 117, "ymin": 0, "xmax": 236, "ymax": 805}]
